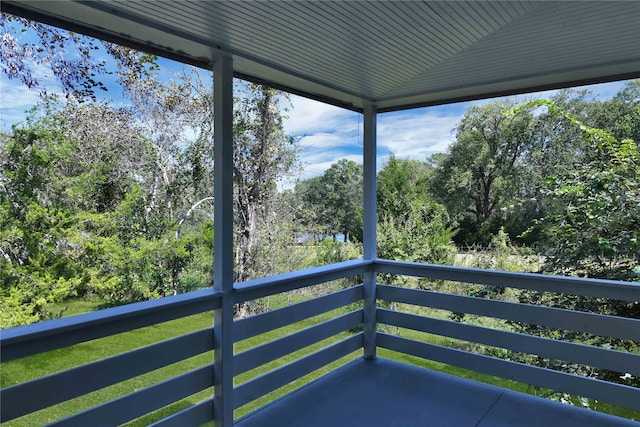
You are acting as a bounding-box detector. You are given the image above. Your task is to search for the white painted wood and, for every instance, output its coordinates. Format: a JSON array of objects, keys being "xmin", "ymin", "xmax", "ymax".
[
  {"xmin": 235, "ymin": 311, "xmax": 362, "ymax": 376},
  {"xmin": 234, "ymin": 334, "xmax": 362, "ymax": 409},
  {"xmin": 233, "ymin": 259, "xmax": 370, "ymax": 303},
  {"xmin": 377, "ymin": 333, "xmax": 640, "ymax": 411},
  {"xmin": 1, "ymin": 288, "xmax": 220, "ymax": 362},
  {"xmin": 378, "ymin": 309, "xmax": 640, "ymax": 377},
  {"xmin": 362, "ymin": 102, "xmax": 377, "ymax": 360},
  {"xmin": 234, "ymin": 285, "xmax": 363, "ymax": 342},
  {"xmin": 377, "ymin": 285, "xmax": 640, "ymax": 341},
  {"xmin": 212, "ymin": 54, "xmax": 235, "ymax": 427},
  {"xmin": 374, "ymin": 259, "xmax": 640, "ymax": 302}
]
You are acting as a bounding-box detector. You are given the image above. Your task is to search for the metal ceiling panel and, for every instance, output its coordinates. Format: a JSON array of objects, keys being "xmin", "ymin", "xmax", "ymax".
[{"xmin": 3, "ymin": 1, "xmax": 639, "ymax": 112}]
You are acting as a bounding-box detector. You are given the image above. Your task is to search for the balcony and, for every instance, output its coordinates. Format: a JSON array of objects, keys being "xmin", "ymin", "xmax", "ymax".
[
  {"xmin": 2, "ymin": 2, "xmax": 640, "ymax": 426},
  {"xmin": 2, "ymin": 259, "xmax": 639, "ymax": 426}
]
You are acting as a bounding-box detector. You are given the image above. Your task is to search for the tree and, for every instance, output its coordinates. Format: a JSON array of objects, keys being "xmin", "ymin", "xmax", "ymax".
[
  {"xmin": 321, "ymin": 159, "xmax": 363, "ymax": 242},
  {"xmin": 378, "ymin": 156, "xmax": 433, "ymax": 220},
  {"xmin": 503, "ymin": 90, "xmax": 592, "ymax": 244},
  {"xmin": 1, "ymin": 13, "xmax": 303, "ymax": 323},
  {"xmin": 1, "ymin": 13, "xmax": 157, "ymax": 100},
  {"xmin": 0, "ymin": 71, "xmax": 217, "ymax": 322},
  {"xmin": 0, "ymin": 122, "xmax": 85, "ymax": 327},
  {"xmin": 513, "ymin": 100, "xmax": 640, "ymax": 386},
  {"xmin": 522, "ymin": 100, "xmax": 640, "ymax": 282},
  {"xmin": 431, "ymin": 101, "xmax": 537, "ymax": 246},
  {"xmin": 377, "ymin": 156, "xmax": 456, "ymax": 271},
  {"xmin": 585, "ymin": 79, "xmax": 640, "ymax": 144},
  {"xmin": 54, "ymin": 100, "xmax": 148, "ymax": 213},
  {"xmin": 294, "ymin": 176, "xmax": 329, "ymax": 237},
  {"xmin": 123, "ymin": 70, "xmax": 212, "ymax": 234},
  {"xmin": 297, "ymin": 159, "xmax": 363, "ymax": 242},
  {"xmin": 479, "ymin": 83, "xmax": 638, "ymax": 246},
  {"xmin": 233, "ymin": 83, "xmax": 299, "ymax": 283}
]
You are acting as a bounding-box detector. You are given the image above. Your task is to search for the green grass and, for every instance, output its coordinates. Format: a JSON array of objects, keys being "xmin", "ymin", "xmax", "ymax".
[
  {"xmin": 1, "ymin": 309, "xmax": 215, "ymax": 426},
  {"xmin": 3, "ymin": 292, "xmax": 639, "ymax": 425},
  {"xmin": 1, "ymin": 291, "xmax": 357, "ymax": 426}
]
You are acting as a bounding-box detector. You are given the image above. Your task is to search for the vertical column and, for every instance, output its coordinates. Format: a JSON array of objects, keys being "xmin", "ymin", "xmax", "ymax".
[
  {"xmin": 362, "ymin": 102, "xmax": 377, "ymax": 360},
  {"xmin": 213, "ymin": 54, "xmax": 234, "ymax": 427}
]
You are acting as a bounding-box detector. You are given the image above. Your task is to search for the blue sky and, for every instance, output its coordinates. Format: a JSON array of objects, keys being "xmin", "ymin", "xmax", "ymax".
[
  {"xmin": 0, "ymin": 22, "xmax": 629, "ymax": 188},
  {"xmin": 282, "ymin": 79, "xmax": 627, "ymax": 187}
]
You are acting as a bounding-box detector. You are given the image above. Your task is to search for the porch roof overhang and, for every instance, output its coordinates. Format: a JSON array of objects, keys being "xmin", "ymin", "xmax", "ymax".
[{"xmin": 4, "ymin": 1, "xmax": 640, "ymax": 113}]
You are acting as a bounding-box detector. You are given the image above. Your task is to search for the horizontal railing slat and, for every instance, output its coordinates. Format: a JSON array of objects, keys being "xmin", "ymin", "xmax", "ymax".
[
  {"xmin": 377, "ymin": 285, "xmax": 640, "ymax": 341},
  {"xmin": 234, "ymin": 259, "xmax": 370, "ymax": 303},
  {"xmin": 377, "ymin": 309, "xmax": 640, "ymax": 377},
  {"xmin": 148, "ymin": 398, "xmax": 214, "ymax": 427},
  {"xmin": 374, "ymin": 259, "xmax": 640, "ymax": 302},
  {"xmin": 1, "ymin": 289, "xmax": 220, "ymax": 362},
  {"xmin": 234, "ymin": 285, "xmax": 363, "ymax": 342},
  {"xmin": 49, "ymin": 365, "xmax": 214, "ymax": 427},
  {"xmin": 377, "ymin": 333, "xmax": 640, "ymax": 411},
  {"xmin": 234, "ymin": 334, "xmax": 363, "ymax": 409},
  {"xmin": 0, "ymin": 328, "xmax": 213, "ymax": 422},
  {"xmin": 235, "ymin": 310, "xmax": 362, "ymax": 376}
]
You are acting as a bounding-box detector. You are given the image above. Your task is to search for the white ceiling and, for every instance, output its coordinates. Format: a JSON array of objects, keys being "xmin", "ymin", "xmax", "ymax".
[{"xmin": 5, "ymin": 1, "xmax": 640, "ymax": 112}]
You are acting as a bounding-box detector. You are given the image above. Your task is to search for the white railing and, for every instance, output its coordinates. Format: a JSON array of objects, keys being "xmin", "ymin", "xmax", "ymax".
[
  {"xmin": 374, "ymin": 260, "xmax": 640, "ymax": 412},
  {"xmin": 1, "ymin": 259, "xmax": 639, "ymax": 425},
  {"xmin": 1, "ymin": 288, "xmax": 220, "ymax": 425}
]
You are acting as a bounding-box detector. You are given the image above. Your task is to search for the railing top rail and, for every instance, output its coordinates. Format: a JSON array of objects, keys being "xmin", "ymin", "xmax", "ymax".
[
  {"xmin": 1, "ymin": 288, "xmax": 221, "ymax": 362},
  {"xmin": 374, "ymin": 259, "xmax": 640, "ymax": 302},
  {"xmin": 233, "ymin": 259, "xmax": 372, "ymax": 303}
]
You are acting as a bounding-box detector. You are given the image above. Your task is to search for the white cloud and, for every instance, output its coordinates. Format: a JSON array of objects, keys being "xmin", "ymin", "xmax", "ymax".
[
  {"xmin": 0, "ymin": 60, "xmax": 67, "ymax": 130},
  {"xmin": 283, "ymin": 94, "xmax": 365, "ymax": 187},
  {"xmin": 279, "ymin": 151, "xmax": 364, "ymax": 190},
  {"xmin": 378, "ymin": 111, "xmax": 460, "ymax": 160},
  {"xmin": 0, "ymin": 76, "xmax": 41, "ymax": 129},
  {"xmin": 298, "ymin": 132, "xmax": 353, "ymax": 150},
  {"xmin": 284, "ymin": 94, "xmax": 473, "ymax": 183},
  {"xmin": 284, "ymin": 95, "xmax": 360, "ymax": 136}
]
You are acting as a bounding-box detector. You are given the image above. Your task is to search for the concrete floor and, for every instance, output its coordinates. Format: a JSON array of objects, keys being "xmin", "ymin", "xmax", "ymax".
[{"xmin": 236, "ymin": 358, "xmax": 638, "ymax": 427}]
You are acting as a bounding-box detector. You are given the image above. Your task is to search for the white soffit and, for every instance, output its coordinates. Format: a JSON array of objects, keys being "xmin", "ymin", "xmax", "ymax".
[{"xmin": 4, "ymin": 1, "xmax": 640, "ymax": 112}]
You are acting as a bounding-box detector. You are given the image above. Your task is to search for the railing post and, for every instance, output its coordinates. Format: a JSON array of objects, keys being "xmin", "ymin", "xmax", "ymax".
[
  {"xmin": 363, "ymin": 102, "xmax": 377, "ymax": 359},
  {"xmin": 213, "ymin": 54, "xmax": 234, "ymax": 427}
]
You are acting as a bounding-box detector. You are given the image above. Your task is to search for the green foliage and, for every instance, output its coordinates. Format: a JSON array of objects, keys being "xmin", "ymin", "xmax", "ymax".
[
  {"xmin": 296, "ymin": 159, "xmax": 363, "ymax": 242},
  {"xmin": 0, "ymin": 124, "xmax": 84, "ymax": 327},
  {"xmin": 427, "ymin": 81, "xmax": 639, "ymax": 249},
  {"xmin": 1, "ymin": 70, "xmax": 302, "ymax": 326},
  {"xmin": 233, "ymin": 83, "xmax": 299, "ymax": 283},
  {"xmin": 377, "ymin": 156, "xmax": 456, "ymax": 265},
  {"xmin": 313, "ymin": 239, "xmax": 361, "ymax": 266},
  {"xmin": 520, "ymin": 99, "xmax": 640, "ymax": 282},
  {"xmin": 511, "ymin": 99, "xmax": 640, "ymax": 388},
  {"xmin": 0, "ymin": 97, "xmax": 215, "ymax": 325},
  {"xmin": 377, "ymin": 202, "xmax": 455, "ymax": 266},
  {"xmin": 377, "ymin": 156, "xmax": 432, "ymax": 220},
  {"xmin": 430, "ymin": 101, "xmax": 538, "ymax": 246},
  {"xmin": 376, "ymin": 157, "xmax": 456, "ymax": 289}
]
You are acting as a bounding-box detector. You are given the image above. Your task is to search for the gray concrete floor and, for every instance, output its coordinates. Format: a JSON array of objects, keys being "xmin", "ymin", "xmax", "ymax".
[{"xmin": 236, "ymin": 358, "xmax": 638, "ymax": 427}]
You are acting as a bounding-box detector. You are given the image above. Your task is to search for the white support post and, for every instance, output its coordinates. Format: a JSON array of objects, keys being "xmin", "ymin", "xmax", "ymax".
[
  {"xmin": 213, "ymin": 54, "xmax": 234, "ymax": 427},
  {"xmin": 362, "ymin": 102, "xmax": 377, "ymax": 360}
]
